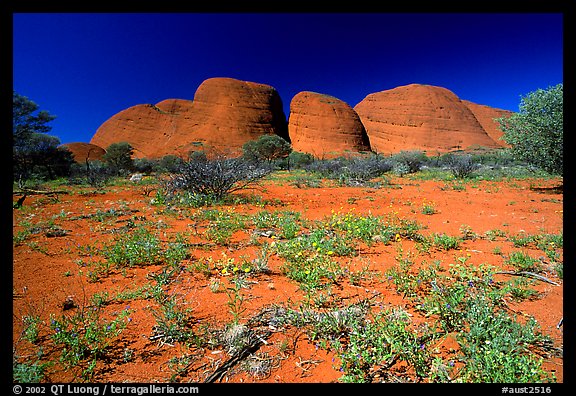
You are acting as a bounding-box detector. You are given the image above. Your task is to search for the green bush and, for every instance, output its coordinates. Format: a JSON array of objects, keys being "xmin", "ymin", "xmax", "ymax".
[
  {"xmin": 497, "ymin": 83, "xmax": 563, "ymax": 175},
  {"xmin": 102, "ymin": 142, "xmax": 134, "ymax": 175},
  {"xmin": 242, "ymin": 134, "xmax": 292, "ymax": 165},
  {"xmin": 391, "ymin": 150, "xmax": 427, "ymax": 174}
]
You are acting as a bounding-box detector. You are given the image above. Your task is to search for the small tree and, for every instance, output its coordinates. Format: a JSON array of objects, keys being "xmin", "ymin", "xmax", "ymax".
[
  {"xmin": 13, "ymin": 91, "xmax": 73, "ymax": 180},
  {"xmin": 496, "ymin": 83, "xmax": 563, "ymax": 175},
  {"xmin": 102, "ymin": 142, "xmax": 134, "ymax": 175},
  {"xmin": 242, "ymin": 134, "xmax": 292, "ymax": 165},
  {"xmin": 26, "ymin": 134, "xmax": 75, "ymax": 179}
]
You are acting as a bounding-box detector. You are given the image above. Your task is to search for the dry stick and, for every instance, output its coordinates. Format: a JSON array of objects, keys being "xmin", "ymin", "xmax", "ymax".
[
  {"xmin": 204, "ymin": 330, "xmax": 271, "ymax": 383},
  {"xmin": 494, "ymin": 271, "xmax": 560, "ymax": 286},
  {"xmin": 13, "ymin": 189, "xmax": 68, "ymax": 195}
]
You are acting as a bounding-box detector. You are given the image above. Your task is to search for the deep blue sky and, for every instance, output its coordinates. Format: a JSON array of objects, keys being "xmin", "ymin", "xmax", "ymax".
[{"xmin": 13, "ymin": 12, "xmax": 563, "ymax": 145}]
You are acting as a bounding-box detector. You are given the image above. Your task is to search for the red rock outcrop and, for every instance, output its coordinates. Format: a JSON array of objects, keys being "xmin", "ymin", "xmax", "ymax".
[
  {"xmin": 288, "ymin": 92, "xmax": 371, "ymax": 158},
  {"xmin": 354, "ymin": 84, "xmax": 505, "ymax": 155},
  {"xmin": 90, "ymin": 77, "xmax": 288, "ymax": 158},
  {"xmin": 90, "ymin": 101, "xmax": 194, "ymax": 158},
  {"xmin": 179, "ymin": 77, "xmax": 289, "ymax": 157},
  {"xmin": 60, "ymin": 142, "xmax": 106, "ymax": 163},
  {"xmin": 462, "ymin": 100, "xmax": 512, "ymax": 148}
]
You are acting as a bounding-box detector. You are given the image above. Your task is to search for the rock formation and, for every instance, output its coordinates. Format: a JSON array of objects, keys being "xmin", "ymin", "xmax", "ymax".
[
  {"xmin": 90, "ymin": 101, "xmax": 194, "ymax": 158},
  {"xmin": 462, "ymin": 100, "xmax": 512, "ymax": 148},
  {"xmin": 180, "ymin": 77, "xmax": 289, "ymax": 156},
  {"xmin": 89, "ymin": 79, "xmax": 514, "ymax": 160},
  {"xmin": 90, "ymin": 77, "xmax": 288, "ymax": 158},
  {"xmin": 288, "ymin": 91, "xmax": 371, "ymax": 158},
  {"xmin": 60, "ymin": 142, "xmax": 106, "ymax": 163},
  {"xmin": 354, "ymin": 84, "xmax": 506, "ymax": 155}
]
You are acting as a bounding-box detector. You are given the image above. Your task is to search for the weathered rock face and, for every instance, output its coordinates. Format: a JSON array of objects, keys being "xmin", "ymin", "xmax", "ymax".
[
  {"xmin": 90, "ymin": 101, "xmax": 194, "ymax": 158},
  {"xmin": 179, "ymin": 77, "xmax": 289, "ymax": 156},
  {"xmin": 90, "ymin": 77, "xmax": 288, "ymax": 158},
  {"xmin": 288, "ymin": 91, "xmax": 371, "ymax": 158},
  {"xmin": 60, "ymin": 142, "xmax": 106, "ymax": 163},
  {"xmin": 354, "ymin": 84, "xmax": 505, "ymax": 155},
  {"xmin": 462, "ymin": 100, "xmax": 512, "ymax": 148}
]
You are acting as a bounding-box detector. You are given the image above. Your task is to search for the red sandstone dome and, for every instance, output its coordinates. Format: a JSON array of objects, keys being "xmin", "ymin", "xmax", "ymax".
[
  {"xmin": 461, "ymin": 100, "xmax": 512, "ymax": 148},
  {"xmin": 354, "ymin": 84, "xmax": 509, "ymax": 155},
  {"xmin": 288, "ymin": 91, "xmax": 371, "ymax": 158},
  {"xmin": 90, "ymin": 77, "xmax": 288, "ymax": 159},
  {"xmin": 89, "ymin": 79, "xmax": 513, "ymax": 160},
  {"xmin": 60, "ymin": 142, "xmax": 106, "ymax": 163},
  {"xmin": 180, "ymin": 77, "xmax": 289, "ymax": 156},
  {"xmin": 90, "ymin": 101, "xmax": 194, "ymax": 158}
]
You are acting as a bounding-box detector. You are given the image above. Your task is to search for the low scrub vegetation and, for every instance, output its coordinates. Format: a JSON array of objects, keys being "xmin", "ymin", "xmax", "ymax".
[{"xmin": 12, "ymin": 148, "xmax": 563, "ymax": 383}]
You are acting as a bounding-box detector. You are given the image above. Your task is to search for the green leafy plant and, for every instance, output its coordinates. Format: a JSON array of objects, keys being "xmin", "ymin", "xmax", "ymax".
[
  {"xmin": 505, "ymin": 250, "xmax": 541, "ymax": 272},
  {"xmin": 204, "ymin": 208, "xmax": 247, "ymax": 245},
  {"xmin": 150, "ymin": 294, "xmax": 197, "ymax": 345},
  {"xmin": 497, "ymin": 83, "xmax": 563, "ymax": 175},
  {"xmin": 13, "ymin": 350, "xmax": 52, "ymax": 383},
  {"xmin": 226, "ymin": 281, "xmax": 247, "ymax": 325},
  {"xmin": 337, "ymin": 308, "xmax": 433, "ymax": 382},
  {"xmin": 103, "ymin": 227, "xmax": 161, "ymax": 268},
  {"xmin": 457, "ymin": 295, "xmax": 554, "ymax": 382},
  {"xmin": 49, "ymin": 306, "xmax": 131, "ymax": 380},
  {"xmin": 431, "ymin": 233, "xmax": 461, "ymax": 250},
  {"xmin": 21, "ymin": 314, "xmax": 43, "ymax": 344}
]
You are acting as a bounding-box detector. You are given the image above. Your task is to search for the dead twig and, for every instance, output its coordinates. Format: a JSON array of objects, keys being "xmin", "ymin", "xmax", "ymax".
[
  {"xmin": 295, "ymin": 357, "xmax": 323, "ymax": 376},
  {"xmin": 13, "ymin": 189, "xmax": 68, "ymax": 195},
  {"xmin": 494, "ymin": 271, "xmax": 560, "ymax": 286},
  {"xmin": 204, "ymin": 330, "xmax": 271, "ymax": 383}
]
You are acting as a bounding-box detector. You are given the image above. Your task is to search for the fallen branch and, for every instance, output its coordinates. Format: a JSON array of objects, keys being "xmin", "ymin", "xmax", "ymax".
[
  {"xmin": 13, "ymin": 189, "xmax": 69, "ymax": 195},
  {"xmin": 494, "ymin": 271, "xmax": 560, "ymax": 286},
  {"xmin": 204, "ymin": 330, "xmax": 271, "ymax": 383}
]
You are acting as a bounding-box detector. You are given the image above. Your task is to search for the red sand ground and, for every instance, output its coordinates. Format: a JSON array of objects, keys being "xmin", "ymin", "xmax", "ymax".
[{"xmin": 12, "ymin": 172, "xmax": 563, "ymax": 383}]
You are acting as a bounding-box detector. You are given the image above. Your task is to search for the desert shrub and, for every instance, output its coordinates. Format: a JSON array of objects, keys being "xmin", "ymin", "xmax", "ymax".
[
  {"xmin": 166, "ymin": 155, "xmax": 271, "ymax": 201},
  {"xmin": 445, "ymin": 154, "xmax": 480, "ymax": 179},
  {"xmin": 68, "ymin": 160, "xmax": 114, "ymax": 188},
  {"xmin": 132, "ymin": 157, "xmax": 157, "ymax": 174},
  {"xmin": 470, "ymin": 149, "xmax": 518, "ymax": 167},
  {"xmin": 154, "ymin": 154, "xmax": 185, "ymax": 173},
  {"xmin": 304, "ymin": 157, "xmax": 344, "ymax": 177},
  {"xmin": 287, "ymin": 151, "xmax": 315, "ymax": 169},
  {"xmin": 242, "ymin": 134, "xmax": 292, "ymax": 166},
  {"xmin": 339, "ymin": 155, "xmax": 393, "ymax": 184},
  {"xmin": 305, "ymin": 155, "xmax": 392, "ymax": 185},
  {"xmin": 390, "ymin": 150, "xmax": 427, "ymax": 174}
]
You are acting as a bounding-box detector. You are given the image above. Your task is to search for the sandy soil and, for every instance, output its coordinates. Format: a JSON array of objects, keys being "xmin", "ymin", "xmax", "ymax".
[{"xmin": 12, "ymin": 172, "xmax": 563, "ymax": 383}]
